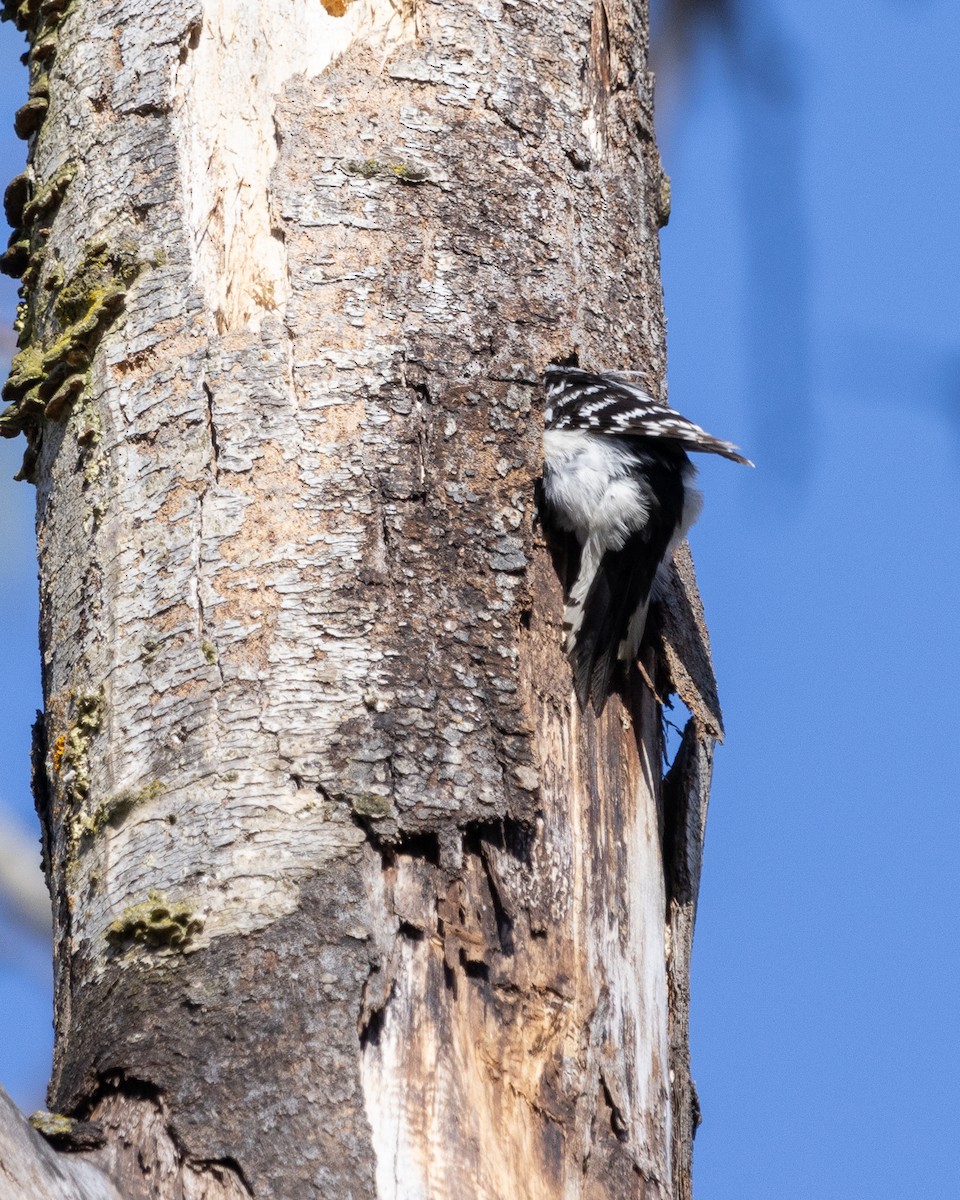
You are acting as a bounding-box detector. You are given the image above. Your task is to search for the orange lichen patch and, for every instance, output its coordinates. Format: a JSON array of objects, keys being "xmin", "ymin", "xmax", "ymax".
[
  {"xmin": 52, "ymin": 732, "xmax": 66, "ymax": 772},
  {"xmin": 321, "ymin": 0, "xmax": 354, "ymax": 15}
]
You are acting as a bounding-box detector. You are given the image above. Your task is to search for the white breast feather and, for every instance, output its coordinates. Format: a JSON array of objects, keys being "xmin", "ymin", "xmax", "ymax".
[
  {"xmin": 542, "ymin": 430, "xmax": 649, "ymax": 546},
  {"xmin": 544, "ymin": 429, "xmax": 653, "ymax": 653}
]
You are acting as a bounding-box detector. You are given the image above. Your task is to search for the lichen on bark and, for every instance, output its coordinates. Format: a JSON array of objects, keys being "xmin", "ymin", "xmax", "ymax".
[{"xmin": 106, "ymin": 890, "xmax": 203, "ymax": 951}]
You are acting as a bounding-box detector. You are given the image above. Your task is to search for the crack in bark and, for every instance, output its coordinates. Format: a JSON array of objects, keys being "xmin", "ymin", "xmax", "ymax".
[
  {"xmin": 470, "ymin": 817, "xmax": 531, "ymax": 956},
  {"xmin": 599, "ymin": 1069, "xmax": 628, "ymax": 1143},
  {"xmin": 192, "ymin": 377, "xmax": 224, "ymax": 689},
  {"xmin": 410, "ymin": 379, "xmax": 432, "ymax": 495},
  {"xmin": 202, "ymin": 379, "xmax": 220, "ymax": 481}
]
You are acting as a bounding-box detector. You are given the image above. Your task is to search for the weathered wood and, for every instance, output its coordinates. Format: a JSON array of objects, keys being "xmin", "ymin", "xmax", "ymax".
[
  {"xmin": 1, "ymin": 0, "xmax": 718, "ymax": 1195},
  {"xmin": 663, "ymin": 718, "xmax": 715, "ymax": 1200},
  {"xmin": 0, "ymin": 1086, "xmax": 123, "ymax": 1200}
]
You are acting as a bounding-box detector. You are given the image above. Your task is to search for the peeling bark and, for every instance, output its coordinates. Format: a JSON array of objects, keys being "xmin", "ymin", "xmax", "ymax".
[
  {"xmin": 663, "ymin": 721, "xmax": 714, "ymax": 1200},
  {"xmin": 1, "ymin": 0, "xmax": 718, "ymax": 1195}
]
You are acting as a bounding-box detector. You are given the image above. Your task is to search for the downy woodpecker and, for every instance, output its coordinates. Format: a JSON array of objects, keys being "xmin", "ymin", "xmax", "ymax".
[{"xmin": 541, "ymin": 365, "xmax": 752, "ymax": 713}]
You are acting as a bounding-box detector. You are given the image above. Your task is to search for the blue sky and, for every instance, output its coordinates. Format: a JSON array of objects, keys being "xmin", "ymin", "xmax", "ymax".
[
  {"xmin": 659, "ymin": 1, "xmax": 960, "ymax": 1196},
  {"xmin": 1, "ymin": 1, "xmax": 958, "ymax": 1194},
  {"xmin": 0, "ymin": 13, "xmax": 48, "ymax": 1117}
]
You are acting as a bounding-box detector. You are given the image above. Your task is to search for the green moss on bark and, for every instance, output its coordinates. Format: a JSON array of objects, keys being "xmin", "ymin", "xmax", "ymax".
[
  {"xmin": 1, "ymin": 239, "xmax": 147, "ymax": 478},
  {"xmin": 0, "ymin": 1, "xmax": 134, "ymax": 481},
  {"xmin": 81, "ymin": 780, "xmax": 166, "ymax": 838},
  {"xmin": 107, "ymin": 891, "xmax": 203, "ymax": 951},
  {"xmin": 55, "ymin": 688, "xmax": 103, "ymax": 806}
]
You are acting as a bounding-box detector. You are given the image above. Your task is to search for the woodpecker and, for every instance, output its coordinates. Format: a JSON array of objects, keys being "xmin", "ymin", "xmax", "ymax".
[{"xmin": 540, "ymin": 365, "xmax": 752, "ymax": 713}]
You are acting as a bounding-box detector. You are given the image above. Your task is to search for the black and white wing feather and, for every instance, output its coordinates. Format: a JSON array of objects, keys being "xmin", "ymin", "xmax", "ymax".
[
  {"xmin": 544, "ymin": 366, "xmax": 753, "ymax": 465},
  {"xmin": 541, "ymin": 365, "xmax": 752, "ymax": 712}
]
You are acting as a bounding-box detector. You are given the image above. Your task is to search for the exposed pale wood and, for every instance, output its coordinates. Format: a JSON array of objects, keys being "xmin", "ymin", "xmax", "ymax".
[
  {"xmin": 360, "ymin": 578, "xmax": 673, "ymax": 1197},
  {"xmin": 1, "ymin": 0, "xmax": 720, "ymax": 1195},
  {"xmin": 79, "ymin": 1090, "xmax": 252, "ymax": 1200}
]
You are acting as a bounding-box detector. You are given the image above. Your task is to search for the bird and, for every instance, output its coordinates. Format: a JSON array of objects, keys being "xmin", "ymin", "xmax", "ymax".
[{"xmin": 539, "ymin": 365, "xmax": 752, "ymax": 713}]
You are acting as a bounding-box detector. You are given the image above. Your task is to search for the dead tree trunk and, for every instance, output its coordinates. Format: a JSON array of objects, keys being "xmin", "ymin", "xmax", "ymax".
[{"xmin": 1, "ymin": 0, "xmax": 721, "ymax": 1196}]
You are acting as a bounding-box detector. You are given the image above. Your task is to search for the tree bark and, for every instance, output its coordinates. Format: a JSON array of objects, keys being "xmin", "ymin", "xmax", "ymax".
[{"xmin": 1, "ymin": 0, "xmax": 719, "ymax": 1196}]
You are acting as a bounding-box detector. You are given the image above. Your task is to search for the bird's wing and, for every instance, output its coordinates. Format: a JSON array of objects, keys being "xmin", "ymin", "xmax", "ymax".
[
  {"xmin": 544, "ymin": 366, "xmax": 753, "ymax": 466},
  {"xmin": 568, "ymin": 451, "xmax": 682, "ymax": 713},
  {"xmin": 569, "ymin": 528, "xmax": 660, "ymax": 713}
]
